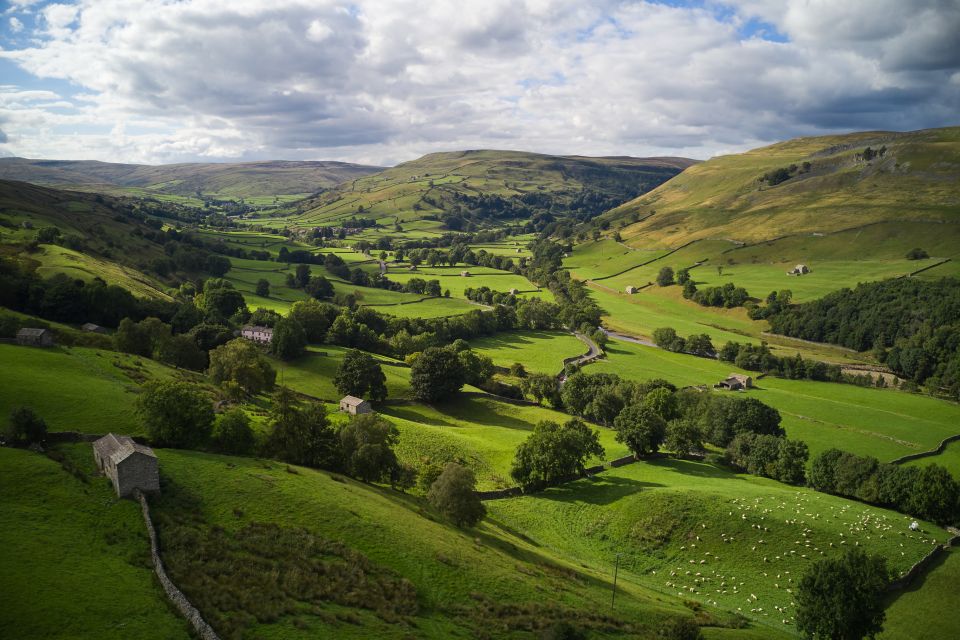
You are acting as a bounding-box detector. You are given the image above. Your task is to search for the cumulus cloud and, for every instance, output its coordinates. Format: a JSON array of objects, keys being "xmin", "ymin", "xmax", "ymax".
[{"xmin": 0, "ymin": 0, "xmax": 957, "ymax": 164}]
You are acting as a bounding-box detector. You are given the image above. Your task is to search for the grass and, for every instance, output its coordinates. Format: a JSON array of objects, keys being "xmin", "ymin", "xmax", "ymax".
[
  {"xmin": 588, "ymin": 338, "xmax": 960, "ymax": 464},
  {"xmin": 0, "ymin": 344, "xmax": 178, "ymax": 434},
  {"xmin": 486, "ymin": 457, "xmax": 950, "ymax": 635},
  {"xmin": 34, "ymin": 245, "xmax": 172, "ymax": 300},
  {"xmin": 880, "ymin": 547, "xmax": 960, "ymax": 640},
  {"xmin": 381, "ymin": 394, "xmax": 631, "ymax": 490},
  {"xmin": 143, "ymin": 446, "xmax": 732, "ymax": 639},
  {"xmin": 277, "ymin": 346, "xmax": 413, "ymax": 402},
  {"xmin": 0, "ymin": 447, "xmax": 189, "ymax": 639},
  {"xmin": 905, "ymin": 439, "xmax": 960, "ymax": 478},
  {"xmin": 468, "ymin": 330, "xmax": 587, "ymax": 374}
]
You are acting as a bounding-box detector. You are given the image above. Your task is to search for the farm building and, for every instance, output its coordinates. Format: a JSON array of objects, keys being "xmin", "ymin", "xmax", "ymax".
[
  {"xmin": 787, "ymin": 264, "xmax": 810, "ymax": 276},
  {"xmin": 340, "ymin": 395, "xmax": 372, "ymax": 415},
  {"xmin": 460, "ymin": 270, "xmax": 471, "ymax": 277},
  {"xmin": 715, "ymin": 373, "xmax": 753, "ymax": 391},
  {"xmin": 241, "ymin": 325, "xmax": 273, "ymax": 344},
  {"xmin": 516, "ymin": 248, "xmax": 522, "ymax": 253},
  {"xmin": 16, "ymin": 328, "xmax": 54, "ymax": 347},
  {"xmin": 509, "ymin": 288, "xmax": 520, "ymax": 295},
  {"xmin": 92, "ymin": 434, "xmax": 160, "ymax": 498},
  {"xmin": 81, "ymin": 323, "xmax": 107, "ymax": 334},
  {"xmin": 625, "ymin": 286, "xmax": 638, "ymax": 294},
  {"xmin": 408, "ymin": 265, "xmax": 418, "ymax": 271}
]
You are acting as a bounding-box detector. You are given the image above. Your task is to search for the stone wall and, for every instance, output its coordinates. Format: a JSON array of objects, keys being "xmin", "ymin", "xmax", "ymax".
[
  {"xmin": 889, "ymin": 434, "xmax": 960, "ymax": 465},
  {"xmin": 475, "ymin": 454, "xmax": 640, "ymax": 501},
  {"xmin": 886, "ymin": 532, "xmax": 960, "ymax": 592},
  {"xmin": 137, "ymin": 492, "xmax": 220, "ymax": 640}
]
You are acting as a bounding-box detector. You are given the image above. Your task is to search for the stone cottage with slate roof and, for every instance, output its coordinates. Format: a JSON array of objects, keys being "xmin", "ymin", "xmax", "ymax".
[
  {"xmin": 339, "ymin": 395, "xmax": 372, "ymax": 415},
  {"xmin": 93, "ymin": 433, "xmax": 160, "ymax": 498},
  {"xmin": 16, "ymin": 327, "xmax": 54, "ymax": 347}
]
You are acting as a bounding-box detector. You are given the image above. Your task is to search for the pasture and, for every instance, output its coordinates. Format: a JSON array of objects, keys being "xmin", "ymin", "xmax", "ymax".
[
  {"xmin": 487, "ymin": 457, "xmax": 949, "ymax": 634},
  {"xmin": 276, "ymin": 346, "xmax": 413, "ymax": 402},
  {"xmin": 589, "ymin": 338, "xmax": 960, "ymax": 463},
  {"xmin": 467, "ymin": 330, "xmax": 587, "ymax": 374},
  {"xmin": 881, "ymin": 547, "xmax": 960, "ymax": 640},
  {"xmin": 380, "ymin": 394, "xmax": 631, "ymax": 490},
  {"xmin": 34, "ymin": 245, "xmax": 171, "ymax": 300},
  {"xmin": 0, "ymin": 448, "xmax": 188, "ymax": 640},
  {"xmin": 0, "ymin": 344, "xmax": 178, "ymax": 435},
  {"xmin": 142, "ymin": 447, "xmax": 720, "ymax": 639}
]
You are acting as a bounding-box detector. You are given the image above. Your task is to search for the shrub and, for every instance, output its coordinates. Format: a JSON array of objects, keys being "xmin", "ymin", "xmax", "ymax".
[{"xmin": 212, "ymin": 409, "xmax": 255, "ymax": 454}]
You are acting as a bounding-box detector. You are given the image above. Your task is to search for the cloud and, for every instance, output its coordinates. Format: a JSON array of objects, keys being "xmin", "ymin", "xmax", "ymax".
[
  {"xmin": 0, "ymin": 0, "xmax": 957, "ymax": 165},
  {"xmin": 8, "ymin": 17, "xmax": 24, "ymax": 32}
]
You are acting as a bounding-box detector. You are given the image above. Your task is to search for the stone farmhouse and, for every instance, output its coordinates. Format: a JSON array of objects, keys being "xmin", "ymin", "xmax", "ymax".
[
  {"xmin": 715, "ymin": 373, "xmax": 753, "ymax": 391},
  {"xmin": 787, "ymin": 264, "xmax": 810, "ymax": 276},
  {"xmin": 16, "ymin": 327, "xmax": 54, "ymax": 347},
  {"xmin": 340, "ymin": 395, "xmax": 373, "ymax": 415},
  {"xmin": 93, "ymin": 434, "xmax": 160, "ymax": 498},
  {"xmin": 241, "ymin": 325, "xmax": 273, "ymax": 344}
]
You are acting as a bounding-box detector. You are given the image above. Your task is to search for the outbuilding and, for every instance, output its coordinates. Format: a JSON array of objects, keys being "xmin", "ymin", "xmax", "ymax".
[
  {"xmin": 81, "ymin": 323, "xmax": 108, "ymax": 334},
  {"xmin": 16, "ymin": 328, "xmax": 54, "ymax": 347},
  {"xmin": 715, "ymin": 373, "xmax": 753, "ymax": 391},
  {"xmin": 340, "ymin": 395, "xmax": 373, "ymax": 415},
  {"xmin": 460, "ymin": 270, "xmax": 471, "ymax": 277},
  {"xmin": 625, "ymin": 286, "xmax": 638, "ymax": 294},
  {"xmin": 509, "ymin": 288, "xmax": 520, "ymax": 295},
  {"xmin": 92, "ymin": 433, "xmax": 160, "ymax": 498},
  {"xmin": 787, "ymin": 264, "xmax": 810, "ymax": 276}
]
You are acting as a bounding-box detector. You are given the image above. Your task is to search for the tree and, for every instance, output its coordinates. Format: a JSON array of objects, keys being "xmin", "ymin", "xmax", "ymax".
[
  {"xmin": 427, "ymin": 462, "xmax": 486, "ymax": 527},
  {"xmin": 304, "ymin": 275, "xmax": 334, "ymax": 299},
  {"xmin": 642, "ymin": 387, "xmax": 679, "ymax": 421},
  {"xmin": 136, "ymin": 380, "xmax": 214, "ymax": 448},
  {"xmin": 664, "ymin": 418, "xmax": 703, "ymax": 457},
  {"xmin": 114, "ymin": 317, "xmax": 151, "ymax": 356},
  {"xmin": 522, "ymin": 373, "xmax": 561, "ymax": 406},
  {"xmin": 339, "ymin": 413, "xmax": 400, "ymax": 482},
  {"xmin": 510, "ymin": 419, "xmax": 605, "ymax": 489},
  {"xmin": 289, "ymin": 298, "xmax": 339, "ymax": 342},
  {"xmin": 255, "ymin": 279, "xmax": 270, "ymax": 297},
  {"xmin": 776, "ymin": 438, "xmax": 809, "ymax": 485},
  {"xmin": 270, "ymin": 317, "xmax": 307, "ymax": 360},
  {"xmin": 7, "ymin": 406, "xmax": 47, "ymax": 444},
  {"xmin": 334, "ymin": 349, "xmax": 388, "ymax": 402},
  {"xmin": 266, "ymin": 387, "xmax": 338, "ymax": 468},
  {"xmin": 208, "ymin": 338, "xmax": 277, "ymax": 395},
  {"xmin": 294, "ymin": 263, "xmax": 311, "ymax": 288},
  {"xmin": 212, "ymin": 408, "xmax": 255, "ymax": 454},
  {"xmin": 652, "ymin": 327, "xmax": 685, "ymax": 352},
  {"xmin": 613, "ymin": 404, "xmax": 666, "ymax": 457},
  {"xmin": 796, "ymin": 549, "xmax": 889, "ymax": 640},
  {"xmin": 656, "ymin": 266, "xmax": 675, "ymax": 287},
  {"xmin": 410, "ymin": 347, "xmax": 466, "ymax": 403},
  {"xmin": 458, "ymin": 349, "xmax": 495, "ymax": 387},
  {"xmin": 676, "ymin": 268, "xmax": 691, "ymax": 285},
  {"xmin": 910, "ymin": 464, "xmax": 959, "ymax": 524}
]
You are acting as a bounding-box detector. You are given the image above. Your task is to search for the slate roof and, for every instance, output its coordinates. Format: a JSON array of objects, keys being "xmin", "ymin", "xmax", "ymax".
[
  {"xmin": 340, "ymin": 395, "xmax": 367, "ymax": 407},
  {"xmin": 17, "ymin": 328, "xmax": 49, "ymax": 337},
  {"xmin": 94, "ymin": 433, "xmax": 156, "ymax": 464}
]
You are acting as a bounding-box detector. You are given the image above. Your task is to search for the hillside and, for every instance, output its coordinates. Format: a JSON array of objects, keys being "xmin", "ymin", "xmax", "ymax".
[
  {"xmin": 293, "ymin": 150, "xmax": 696, "ymax": 230},
  {"xmin": 0, "ymin": 158, "xmax": 383, "ymax": 201},
  {"xmin": 603, "ymin": 126, "xmax": 960, "ymax": 247}
]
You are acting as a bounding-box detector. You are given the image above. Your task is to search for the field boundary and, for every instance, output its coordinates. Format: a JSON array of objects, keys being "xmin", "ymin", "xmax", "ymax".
[
  {"xmin": 475, "ymin": 453, "xmax": 641, "ymax": 500},
  {"xmin": 887, "ymin": 531, "xmax": 960, "ymax": 592},
  {"xmin": 591, "ymin": 239, "xmax": 699, "ymax": 282},
  {"xmin": 889, "ymin": 433, "xmax": 960, "ymax": 465},
  {"xmin": 138, "ymin": 491, "xmax": 221, "ymax": 640}
]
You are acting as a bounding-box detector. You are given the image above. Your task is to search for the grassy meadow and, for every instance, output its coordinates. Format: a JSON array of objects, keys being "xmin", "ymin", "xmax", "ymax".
[
  {"xmin": 0, "ymin": 448, "xmax": 189, "ymax": 640},
  {"xmin": 467, "ymin": 330, "xmax": 587, "ymax": 374},
  {"xmin": 880, "ymin": 547, "xmax": 960, "ymax": 640},
  {"xmin": 487, "ymin": 457, "xmax": 949, "ymax": 635},
  {"xmin": 589, "ymin": 338, "xmax": 960, "ymax": 464}
]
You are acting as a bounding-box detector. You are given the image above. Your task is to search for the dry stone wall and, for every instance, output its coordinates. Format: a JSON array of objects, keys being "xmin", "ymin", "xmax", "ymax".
[{"xmin": 137, "ymin": 492, "xmax": 220, "ymax": 640}]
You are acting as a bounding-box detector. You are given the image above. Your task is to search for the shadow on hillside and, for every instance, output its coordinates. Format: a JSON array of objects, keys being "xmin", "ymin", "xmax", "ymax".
[
  {"xmin": 539, "ymin": 475, "xmax": 662, "ymax": 506},
  {"xmin": 882, "ymin": 546, "xmax": 953, "ymax": 608},
  {"xmin": 648, "ymin": 458, "xmax": 745, "ymax": 480},
  {"xmin": 380, "ymin": 405, "xmax": 454, "ymax": 427}
]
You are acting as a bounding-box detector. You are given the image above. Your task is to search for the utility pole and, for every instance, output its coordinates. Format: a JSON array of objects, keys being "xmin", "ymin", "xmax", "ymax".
[{"xmin": 611, "ymin": 553, "xmax": 622, "ymax": 608}]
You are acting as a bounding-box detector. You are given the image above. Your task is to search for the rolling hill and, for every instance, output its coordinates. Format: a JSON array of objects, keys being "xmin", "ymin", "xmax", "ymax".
[
  {"xmin": 0, "ymin": 157, "xmax": 383, "ymax": 201},
  {"xmin": 292, "ymin": 150, "xmax": 697, "ymax": 229},
  {"xmin": 602, "ymin": 126, "xmax": 960, "ymax": 247}
]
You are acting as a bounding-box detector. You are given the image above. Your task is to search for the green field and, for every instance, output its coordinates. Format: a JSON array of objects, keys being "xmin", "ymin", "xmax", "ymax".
[
  {"xmin": 381, "ymin": 394, "xmax": 630, "ymax": 490},
  {"xmin": 34, "ymin": 245, "xmax": 172, "ymax": 300},
  {"xmin": 905, "ymin": 439, "xmax": 960, "ymax": 478},
  {"xmin": 881, "ymin": 547, "xmax": 960, "ymax": 640},
  {"xmin": 142, "ymin": 446, "xmax": 729, "ymax": 639},
  {"xmin": 468, "ymin": 330, "xmax": 587, "ymax": 374},
  {"xmin": 487, "ymin": 457, "xmax": 950, "ymax": 635},
  {"xmin": 0, "ymin": 448, "xmax": 189, "ymax": 639},
  {"xmin": 589, "ymin": 338, "xmax": 960, "ymax": 464},
  {"xmin": 0, "ymin": 344, "xmax": 180, "ymax": 435},
  {"xmin": 277, "ymin": 346, "xmax": 413, "ymax": 402}
]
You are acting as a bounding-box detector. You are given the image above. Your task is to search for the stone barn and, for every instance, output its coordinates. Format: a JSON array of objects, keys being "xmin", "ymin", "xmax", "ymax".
[
  {"xmin": 509, "ymin": 288, "xmax": 520, "ymax": 295},
  {"xmin": 241, "ymin": 325, "xmax": 273, "ymax": 344},
  {"xmin": 625, "ymin": 286, "xmax": 638, "ymax": 294},
  {"xmin": 787, "ymin": 264, "xmax": 810, "ymax": 276},
  {"xmin": 340, "ymin": 395, "xmax": 373, "ymax": 415},
  {"xmin": 16, "ymin": 328, "xmax": 54, "ymax": 347},
  {"xmin": 715, "ymin": 373, "xmax": 753, "ymax": 391},
  {"xmin": 93, "ymin": 434, "xmax": 160, "ymax": 498},
  {"xmin": 460, "ymin": 270, "xmax": 471, "ymax": 277},
  {"xmin": 81, "ymin": 323, "xmax": 108, "ymax": 334}
]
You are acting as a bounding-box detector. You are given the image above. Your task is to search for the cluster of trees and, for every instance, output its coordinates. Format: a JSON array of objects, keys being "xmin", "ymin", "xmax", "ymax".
[
  {"xmin": 510, "ymin": 418, "xmax": 605, "ymax": 490},
  {"xmin": 725, "ymin": 432, "xmax": 809, "ymax": 484},
  {"xmin": 681, "ymin": 280, "xmax": 750, "ymax": 308},
  {"xmin": 765, "ymin": 278, "xmax": 960, "ymax": 398},
  {"xmin": 810, "ymin": 449, "xmax": 959, "ymax": 525},
  {"xmin": 409, "ymin": 342, "xmax": 495, "ymax": 402},
  {"xmin": 464, "ymin": 286, "xmax": 519, "ymax": 306},
  {"xmin": 5, "ymin": 406, "xmax": 47, "ymax": 445},
  {"xmin": 759, "ymin": 161, "xmax": 811, "ymax": 186},
  {"xmin": 652, "ymin": 327, "xmax": 715, "ymax": 357},
  {"xmin": 717, "ymin": 341, "xmax": 843, "ymax": 382}
]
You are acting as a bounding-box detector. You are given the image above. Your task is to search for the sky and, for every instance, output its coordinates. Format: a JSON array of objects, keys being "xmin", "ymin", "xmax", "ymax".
[{"xmin": 0, "ymin": 0, "xmax": 958, "ymax": 166}]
